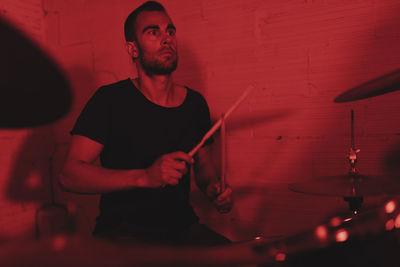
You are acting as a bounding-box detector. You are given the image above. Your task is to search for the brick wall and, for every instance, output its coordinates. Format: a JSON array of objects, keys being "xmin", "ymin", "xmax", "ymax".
[{"xmin": 0, "ymin": 0, "xmax": 399, "ymax": 243}]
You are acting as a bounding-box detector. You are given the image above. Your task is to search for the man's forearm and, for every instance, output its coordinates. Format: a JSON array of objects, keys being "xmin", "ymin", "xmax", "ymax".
[{"xmin": 60, "ymin": 160, "xmax": 150, "ymax": 194}]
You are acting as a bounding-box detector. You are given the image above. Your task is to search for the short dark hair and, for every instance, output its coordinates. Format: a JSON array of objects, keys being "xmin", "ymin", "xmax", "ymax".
[{"xmin": 124, "ymin": 1, "xmax": 166, "ymax": 42}]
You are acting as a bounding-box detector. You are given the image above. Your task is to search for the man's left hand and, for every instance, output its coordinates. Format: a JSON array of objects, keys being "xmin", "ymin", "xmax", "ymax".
[{"xmin": 206, "ymin": 183, "xmax": 233, "ymax": 214}]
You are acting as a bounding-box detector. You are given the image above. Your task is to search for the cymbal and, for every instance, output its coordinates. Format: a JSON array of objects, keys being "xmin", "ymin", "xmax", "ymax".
[
  {"xmin": 0, "ymin": 17, "xmax": 71, "ymax": 128},
  {"xmin": 334, "ymin": 69, "xmax": 400, "ymax": 102},
  {"xmin": 289, "ymin": 174, "xmax": 400, "ymax": 197}
]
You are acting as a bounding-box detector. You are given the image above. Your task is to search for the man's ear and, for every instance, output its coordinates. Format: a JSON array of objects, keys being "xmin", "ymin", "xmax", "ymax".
[{"xmin": 126, "ymin": 41, "xmax": 138, "ymax": 59}]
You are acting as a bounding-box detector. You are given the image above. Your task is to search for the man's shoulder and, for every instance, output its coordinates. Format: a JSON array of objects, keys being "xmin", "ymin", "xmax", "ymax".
[
  {"xmin": 99, "ymin": 78, "xmax": 132, "ymax": 91},
  {"xmin": 184, "ymin": 86, "xmax": 209, "ymax": 107},
  {"xmin": 92, "ymin": 79, "xmax": 133, "ymax": 98},
  {"xmin": 180, "ymin": 85, "xmax": 205, "ymax": 100}
]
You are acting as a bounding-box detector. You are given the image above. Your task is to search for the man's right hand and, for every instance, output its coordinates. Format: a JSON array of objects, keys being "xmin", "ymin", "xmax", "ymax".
[{"xmin": 145, "ymin": 152, "xmax": 194, "ymax": 187}]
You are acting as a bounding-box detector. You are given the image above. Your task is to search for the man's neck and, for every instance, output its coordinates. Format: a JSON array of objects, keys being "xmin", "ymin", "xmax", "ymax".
[{"xmin": 135, "ymin": 71, "xmax": 176, "ymax": 107}]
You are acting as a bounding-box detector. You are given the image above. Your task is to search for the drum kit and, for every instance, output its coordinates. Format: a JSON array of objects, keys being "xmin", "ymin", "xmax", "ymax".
[
  {"xmin": 290, "ymin": 68, "xmax": 400, "ymax": 214},
  {"xmin": 282, "ymin": 69, "xmax": 400, "ymax": 266},
  {"xmin": 1, "ymin": 70, "xmax": 400, "ymax": 266}
]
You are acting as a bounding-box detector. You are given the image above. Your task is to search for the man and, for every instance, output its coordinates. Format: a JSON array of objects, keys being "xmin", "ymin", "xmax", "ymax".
[{"xmin": 60, "ymin": 1, "xmax": 233, "ymax": 246}]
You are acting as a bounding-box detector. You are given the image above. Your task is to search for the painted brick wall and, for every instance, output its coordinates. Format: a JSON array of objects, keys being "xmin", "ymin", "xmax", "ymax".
[{"xmin": 0, "ymin": 0, "xmax": 399, "ymax": 243}]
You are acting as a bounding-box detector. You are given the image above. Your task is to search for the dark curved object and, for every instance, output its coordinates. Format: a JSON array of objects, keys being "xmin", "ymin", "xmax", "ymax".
[
  {"xmin": 0, "ymin": 17, "xmax": 71, "ymax": 128},
  {"xmin": 334, "ymin": 69, "xmax": 400, "ymax": 103}
]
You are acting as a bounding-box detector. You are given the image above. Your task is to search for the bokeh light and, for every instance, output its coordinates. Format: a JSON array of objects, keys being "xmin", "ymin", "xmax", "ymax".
[{"xmin": 335, "ymin": 229, "xmax": 349, "ymax": 242}]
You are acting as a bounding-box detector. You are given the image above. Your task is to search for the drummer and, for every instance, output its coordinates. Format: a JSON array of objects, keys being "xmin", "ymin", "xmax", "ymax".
[{"xmin": 60, "ymin": 1, "xmax": 233, "ymax": 246}]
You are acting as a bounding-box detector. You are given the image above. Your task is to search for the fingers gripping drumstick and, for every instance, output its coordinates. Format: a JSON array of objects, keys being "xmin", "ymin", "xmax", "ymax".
[{"xmin": 188, "ymin": 84, "xmax": 254, "ymax": 157}]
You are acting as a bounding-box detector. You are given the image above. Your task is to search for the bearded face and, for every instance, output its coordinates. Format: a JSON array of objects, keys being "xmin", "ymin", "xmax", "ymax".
[{"xmin": 136, "ymin": 42, "xmax": 178, "ymax": 75}]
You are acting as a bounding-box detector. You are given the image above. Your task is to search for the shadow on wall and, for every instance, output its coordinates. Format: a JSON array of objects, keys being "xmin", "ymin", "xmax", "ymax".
[
  {"xmin": 376, "ymin": 12, "xmax": 400, "ymax": 178},
  {"xmin": 357, "ymin": 5, "xmax": 400, "ymax": 178},
  {"xmin": 7, "ymin": 126, "xmax": 57, "ymax": 203},
  {"xmin": 174, "ymin": 41, "xmax": 207, "ymax": 95},
  {"xmin": 57, "ymin": 66, "xmax": 101, "ymax": 236}
]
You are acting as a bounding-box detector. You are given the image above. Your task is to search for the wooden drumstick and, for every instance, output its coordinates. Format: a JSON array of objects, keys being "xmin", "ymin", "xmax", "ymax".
[
  {"xmin": 188, "ymin": 84, "xmax": 254, "ymax": 157},
  {"xmin": 220, "ymin": 113, "xmax": 226, "ymax": 192}
]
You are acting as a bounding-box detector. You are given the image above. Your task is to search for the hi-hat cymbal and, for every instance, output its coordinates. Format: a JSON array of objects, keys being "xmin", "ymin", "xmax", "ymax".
[
  {"xmin": 289, "ymin": 174, "xmax": 400, "ymax": 197},
  {"xmin": 334, "ymin": 69, "xmax": 400, "ymax": 102}
]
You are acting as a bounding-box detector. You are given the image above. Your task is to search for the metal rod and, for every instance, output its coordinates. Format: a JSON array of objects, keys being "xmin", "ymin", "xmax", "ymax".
[{"xmin": 351, "ymin": 109, "xmax": 355, "ymax": 149}]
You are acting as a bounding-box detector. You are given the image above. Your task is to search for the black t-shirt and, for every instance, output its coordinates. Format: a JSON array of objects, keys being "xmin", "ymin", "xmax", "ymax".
[{"xmin": 71, "ymin": 79, "xmax": 212, "ymax": 233}]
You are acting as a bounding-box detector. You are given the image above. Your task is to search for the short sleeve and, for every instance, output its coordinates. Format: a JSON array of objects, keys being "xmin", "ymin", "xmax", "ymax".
[{"xmin": 70, "ymin": 87, "xmax": 110, "ymax": 145}]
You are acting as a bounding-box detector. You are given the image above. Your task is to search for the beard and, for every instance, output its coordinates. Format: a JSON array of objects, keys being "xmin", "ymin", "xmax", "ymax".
[{"xmin": 137, "ymin": 45, "xmax": 178, "ymax": 76}]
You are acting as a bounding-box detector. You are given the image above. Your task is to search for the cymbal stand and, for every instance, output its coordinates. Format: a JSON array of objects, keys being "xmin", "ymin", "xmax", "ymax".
[
  {"xmin": 348, "ymin": 109, "xmax": 361, "ymax": 177},
  {"xmin": 344, "ymin": 109, "xmax": 363, "ymax": 214}
]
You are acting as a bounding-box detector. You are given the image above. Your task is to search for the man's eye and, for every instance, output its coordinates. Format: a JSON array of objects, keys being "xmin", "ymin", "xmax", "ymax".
[
  {"xmin": 149, "ymin": 30, "xmax": 158, "ymax": 35},
  {"xmin": 168, "ymin": 30, "xmax": 175, "ymax": 36}
]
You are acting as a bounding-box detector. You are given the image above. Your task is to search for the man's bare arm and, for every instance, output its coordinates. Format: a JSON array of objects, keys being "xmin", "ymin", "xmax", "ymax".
[{"xmin": 60, "ymin": 135, "xmax": 193, "ymax": 194}]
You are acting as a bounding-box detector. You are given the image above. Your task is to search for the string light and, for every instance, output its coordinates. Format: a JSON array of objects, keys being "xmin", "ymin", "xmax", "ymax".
[
  {"xmin": 275, "ymin": 253, "xmax": 286, "ymax": 262},
  {"xmin": 395, "ymin": 214, "xmax": 400, "ymax": 229},
  {"xmin": 385, "ymin": 200, "xmax": 396, "ymax": 214},
  {"xmin": 335, "ymin": 229, "xmax": 349, "ymax": 242},
  {"xmin": 330, "ymin": 217, "xmax": 342, "ymax": 227},
  {"xmin": 385, "ymin": 219, "xmax": 395, "ymax": 231},
  {"xmin": 52, "ymin": 234, "xmax": 67, "ymax": 251},
  {"xmin": 315, "ymin": 225, "xmax": 328, "ymax": 242},
  {"xmin": 343, "ymin": 217, "xmax": 352, "ymax": 222}
]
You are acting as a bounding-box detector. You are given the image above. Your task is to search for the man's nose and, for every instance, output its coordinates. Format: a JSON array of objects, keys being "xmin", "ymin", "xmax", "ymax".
[{"xmin": 161, "ymin": 33, "xmax": 172, "ymax": 45}]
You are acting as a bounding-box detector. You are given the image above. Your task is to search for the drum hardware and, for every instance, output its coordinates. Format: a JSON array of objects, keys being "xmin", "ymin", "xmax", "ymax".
[
  {"xmin": 289, "ymin": 110, "xmax": 400, "ymax": 213},
  {"xmin": 250, "ymin": 197, "xmax": 400, "ymax": 266},
  {"xmin": 344, "ymin": 109, "xmax": 362, "ymax": 214},
  {"xmin": 334, "ymin": 69, "xmax": 400, "ymax": 102},
  {"xmin": 2, "ymin": 198, "xmax": 400, "ymax": 266}
]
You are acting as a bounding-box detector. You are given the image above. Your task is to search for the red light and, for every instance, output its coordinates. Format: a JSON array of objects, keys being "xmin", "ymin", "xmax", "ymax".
[
  {"xmin": 275, "ymin": 253, "xmax": 286, "ymax": 262},
  {"xmin": 385, "ymin": 219, "xmax": 395, "ymax": 231},
  {"xmin": 315, "ymin": 225, "xmax": 328, "ymax": 241},
  {"xmin": 335, "ymin": 229, "xmax": 348, "ymax": 242},
  {"xmin": 330, "ymin": 217, "xmax": 341, "ymax": 227},
  {"xmin": 52, "ymin": 235, "xmax": 67, "ymax": 251},
  {"xmin": 395, "ymin": 214, "xmax": 400, "ymax": 229},
  {"xmin": 385, "ymin": 201, "xmax": 396, "ymax": 214},
  {"xmin": 343, "ymin": 217, "xmax": 352, "ymax": 222},
  {"xmin": 25, "ymin": 172, "xmax": 41, "ymax": 188}
]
